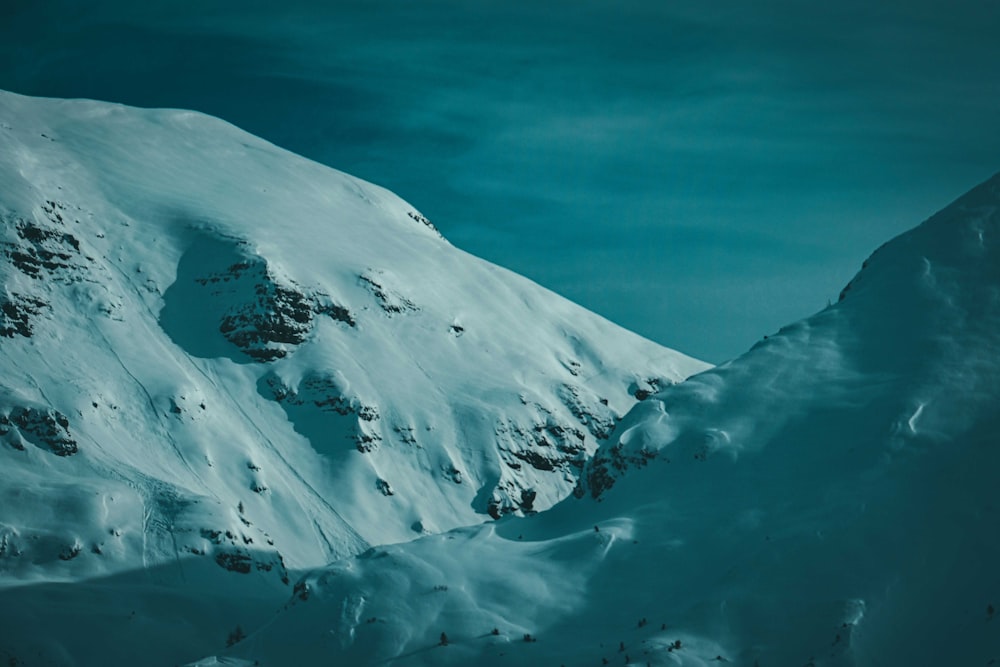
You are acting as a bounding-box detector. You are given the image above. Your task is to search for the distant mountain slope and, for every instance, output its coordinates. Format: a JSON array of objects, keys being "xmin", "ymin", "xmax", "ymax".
[
  {"xmin": 0, "ymin": 85, "xmax": 706, "ymax": 608},
  {"xmin": 197, "ymin": 174, "xmax": 1000, "ymax": 666}
]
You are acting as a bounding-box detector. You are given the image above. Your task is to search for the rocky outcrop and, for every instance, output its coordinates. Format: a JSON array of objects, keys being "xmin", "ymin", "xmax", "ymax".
[
  {"xmin": 0, "ymin": 293, "xmax": 48, "ymax": 338},
  {"xmin": 579, "ymin": 441, "xmax": 657, "ymax": 498},
  {"xmin": 359, "ymin": 269, "xmax": 418, "ymax": 315},
  {"xmin": 486, "ymin": 390, "xmax": 625, "ymax": 517},
  {"xmin": 0, "ymin": 203, "xmax": 96, "ymax": 337},
  {"xmin": 406, "ymin": 210, "xmax": 444, "ymax": 239},
  {"xmin": 558, "ymin": 383, "xmax": 618, "ymax": 440},
  {"xmin": 1, "ymin": 207, "xmax": 89, "ymax": 283},
  {"xmin": 200, "ymin": 528, "xmax": 289, "ymax": 583},
  {"xmin": 260, "ymin": 371, "xmax": 382, "ymax": 452},
  {"xmin": 198, "ymin": 258, "xmax": 355, "ymax": 361},
  {"xmin": 0, "ymin": 406, "xmax": 78, "ymax": 456},
  {"xmin": 163, "ymin": 235, "xmax": 356, "ymax": 363}
]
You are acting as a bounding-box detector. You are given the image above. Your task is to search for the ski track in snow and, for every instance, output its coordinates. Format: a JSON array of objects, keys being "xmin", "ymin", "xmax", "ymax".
[
  {"xmin": 91, "ymin": 324, "xmax": 202, "ymax": 483},
  {"xmin": 219, "ymin": 366, "xmax": 370, "ymax": 558}
]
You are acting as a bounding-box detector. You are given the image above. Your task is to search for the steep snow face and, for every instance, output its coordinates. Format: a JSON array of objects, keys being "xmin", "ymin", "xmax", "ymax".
[
  {"xmin": 0, "ymin": 88, "xmax": 707, "ymax": 596},
  {"xmin": 587, "ymin": 172, "xmax": 1000, "ymax": 494},
  {"xmin": 196, "ymin": 175, "xmax": 1000, "ymax": 666}
]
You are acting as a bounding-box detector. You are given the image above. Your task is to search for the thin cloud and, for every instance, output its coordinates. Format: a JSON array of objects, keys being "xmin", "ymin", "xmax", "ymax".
[{"xmin": 1, "ymin": 0, "xmax": 996, "ymax": 361}]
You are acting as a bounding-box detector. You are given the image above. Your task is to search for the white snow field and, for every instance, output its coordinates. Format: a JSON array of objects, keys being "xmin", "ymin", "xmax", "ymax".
[
  {"xmin": 0, "ymin": 89, "xmax": 706, "ymax": 665},
  {"xmin": 1, "ymin": 89, "xmax": 998, "ymax": 666}
]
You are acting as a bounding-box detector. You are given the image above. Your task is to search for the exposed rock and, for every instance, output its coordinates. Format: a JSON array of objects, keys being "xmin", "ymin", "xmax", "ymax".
[
  {"xmin": 0, "ymin": 293, "xmax": 48, "ymax": 338},
  {"xmin": 214, "ymin": 549, "xmax": 252, "ymax": 574},
  {"xmin": 487, "ymin": 479, "xmax": 539, "ymax": 519},
  {"xmin": 293, "ymin": 580, "xmax": 311, "ymax": 601},
  {"xmin": 496, "ymin": 417, "xmax": 586, "ymax": 473},
  {"xmin": 580, "ymin": 442, "xmax": 657, "ymax": 499},
  {"xmin": 442, "ymin": 464, "xmax": 463, "ymax": 484},
  {"xmin": 511, "ymin": 448, "xmax": 556, "ymax": 472},
  {"xmin": 260, "ymin": 371, "xmax": 383, "ymax": 452},
  {"xmin": 0, "ymin": 406, "xmax": 78, "ymax": 456},
  {"xmin": 392, "ymin": 425, "xmax": 417, "ymax": 445},
  {"xmin": 359, "ymin": 270, "xmax": 418, "ymax": 315},
  {"xmin": 58, "ymin": 542, "xmax": 82, "ymax": 561},
  {"xmin": 184, "ymin": 246, "xmax": 354, "ymax": 362},
  {"xmin": 314, "ymin": 301, "xmax": 356, "ymax": 327},
  {"xmin": 375, "ymin": 478, "xmax": 394, "ymax": 496},
  {"xmin": 214, "ymin": 261, "xmax": 317, "ymax": 361},
  {"xmin": 559, "ymin": 384, "xmax": 619, "ymax": 440},
  {"xmin": 1, "ymin": 214, "xmax": 88, "ymax": 282},
  {"xmin": 406, "ymin": 210, "xmax": 444, "ymax": 238},
  {"xmin": 520, "ymin": 487, "xmax": 537, "ymax": 511},
  {"xmin": 197, "ymin": 523, "xmax": 289, "ymax": 582},
  {"xmin": 354, "ymin": 430, "xmax": 382, "ymax": 453}
]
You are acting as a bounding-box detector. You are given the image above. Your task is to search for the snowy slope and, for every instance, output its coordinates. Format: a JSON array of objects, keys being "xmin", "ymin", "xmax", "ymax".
[
  {"xmin": 2, "ymin": 86, "xmax": 995, "ymax": 667},
  {"xmin": 190, "ymin": 174, "xmax": 1000, "ymax": 666},
  {"xmin": 0, "ymin": 89, "xmax": 709, "ymax": 663}
]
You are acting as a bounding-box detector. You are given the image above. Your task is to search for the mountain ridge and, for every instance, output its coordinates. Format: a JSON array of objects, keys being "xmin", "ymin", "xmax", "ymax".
[
  {"xmin": 199, "ymin": 171, "xmax": 1000, "ymax": 666},
  {"xmin": 0, "ymin": 88, "xmax": 705, "ymax": 595},
  {"xmin": 1, "ymin": 89, "xmax": 996, "ymax": 666}
]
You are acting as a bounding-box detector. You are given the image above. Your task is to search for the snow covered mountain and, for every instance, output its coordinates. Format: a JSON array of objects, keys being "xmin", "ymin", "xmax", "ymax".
[
  {"xmin": 0, "ymin": 89, "xmax": 708, "ymax": 664},
  {"xmin": 1, "ymin": 87, "xmax": 996, "ymax": 667},
  {"xmin": 185, "ymin": 176, "xmax": 998, "ymax": 666}
]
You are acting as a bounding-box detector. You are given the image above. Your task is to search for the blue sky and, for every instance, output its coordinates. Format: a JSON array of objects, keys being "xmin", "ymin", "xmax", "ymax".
[{"xmin": 2, "ymin": 0, "xmax": 997, "ymax": 361}]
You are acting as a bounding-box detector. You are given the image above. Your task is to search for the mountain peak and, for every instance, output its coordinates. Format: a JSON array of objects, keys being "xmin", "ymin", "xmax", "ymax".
[
  {"xmin": 583, "ymin": 170, "xmax": 1000, "ymax": 499},
  {"xmin": 242, "ymin": 171, "xmax": 995, "ymax": 667},
  {"xmin": 1, "ymin": 90, "xmax": 995, "ymax": 667},
  {"xmin": 0, "ymin": 89, "xmax": 706, "ymax": 588}
]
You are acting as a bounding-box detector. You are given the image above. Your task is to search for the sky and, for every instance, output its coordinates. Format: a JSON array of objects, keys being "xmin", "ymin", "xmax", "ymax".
[{"xmin": 1, "ymin": 0, "xmax": 997, "ymax": 362}]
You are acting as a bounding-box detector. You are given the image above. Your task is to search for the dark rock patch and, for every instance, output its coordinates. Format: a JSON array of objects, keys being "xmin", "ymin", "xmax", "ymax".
[
  {"xmin": 0, "ymin": 406, "xmax": 77, "ymax": 456},
  {"xmin": 2, "ymin": 213, "xmax": 88, "ymax": 283},
  {"xmin": 215, "ymin": 549, "xmax": 252, "ymax": 574},
  {"xmin": 406, "ymin": 211, "xmax": 444, "ymax": 238},
  {"xmin": 259, "ymin": 371, "xmax": 383, "ymax": 455},
  {"xmin": 0, "ymin": 293, "xmax": 48, "ymax": 338},
  {"xmin": 314, "ymin": 301, "xmax": 356, "ymax": 327},
  {"xmin": 161, "ymin": 234, "xmax": 354, "ymax": 363},
  {"xmin": 580, "ymin": 443, "xmax": 658, "ymax": 499},
  {"xmin": 559, "ymin": 384, "xmax": 619, "ymax": 441},
  {"xmin": 511, "ymin": 449, "xmax": 557, "ymax": 472},
  {"xmin": 359, "ymin": 270, "xmax": 418, "ymax": 315}
]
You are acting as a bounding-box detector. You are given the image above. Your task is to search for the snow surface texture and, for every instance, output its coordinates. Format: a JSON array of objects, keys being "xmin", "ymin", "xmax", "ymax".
[
  {"xmin": 186, "ymin": 174, "xmax": 1000, "ymax": 667},
  {"xmin": 0, "ymin": 89, "xmax": 707, "ymax": 665},
  {"xmin": 0, "ymin": 88, "xmax": 997, "ymax": 666}
]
